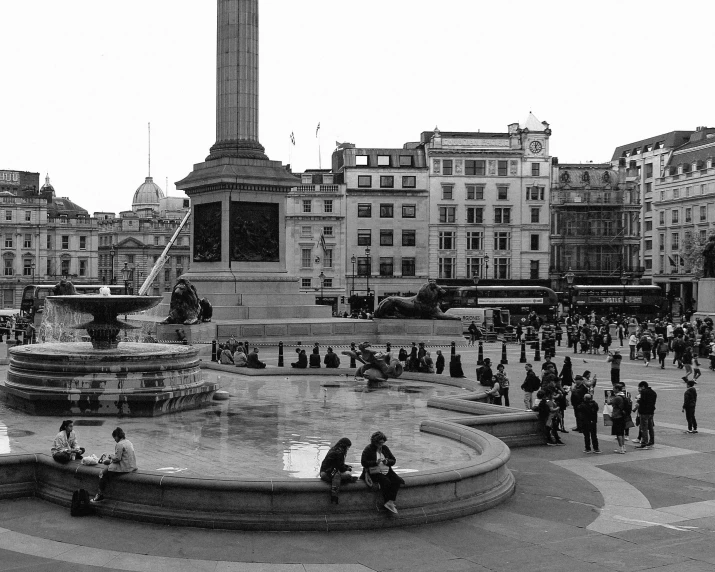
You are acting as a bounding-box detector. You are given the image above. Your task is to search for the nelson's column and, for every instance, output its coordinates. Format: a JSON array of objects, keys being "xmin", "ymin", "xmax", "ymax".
[{"xmin": 176, "ymin": 0, "xmax": 330, "ymax": 321}]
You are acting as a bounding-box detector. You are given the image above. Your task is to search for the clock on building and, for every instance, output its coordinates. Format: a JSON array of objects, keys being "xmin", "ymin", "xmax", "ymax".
[{"xmin": 529, "ymin": 140, "xmax": 543, "ymax": 154}]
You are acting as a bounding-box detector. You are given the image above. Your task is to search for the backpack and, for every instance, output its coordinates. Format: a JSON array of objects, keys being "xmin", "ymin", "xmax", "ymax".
[{"xmin": 70, "ymin": 488, "xmax": 94, "ymax": 517}]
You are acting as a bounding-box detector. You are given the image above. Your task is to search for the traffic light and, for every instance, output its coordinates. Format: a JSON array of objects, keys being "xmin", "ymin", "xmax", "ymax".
[{"xmin": 341, "ymin": 296, "xmax": 345, "ymax": 304}]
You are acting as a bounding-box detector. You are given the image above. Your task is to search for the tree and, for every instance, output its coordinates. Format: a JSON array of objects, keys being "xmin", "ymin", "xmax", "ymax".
[{"xmin": 681, "ymin": 231, "xmax": 712, "ymax": 278}]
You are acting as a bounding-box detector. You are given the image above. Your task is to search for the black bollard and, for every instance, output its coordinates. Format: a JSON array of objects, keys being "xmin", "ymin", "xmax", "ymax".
[
  {"xmin": 278, "ymin": 341, "xmax": 284, "ymax": 367},
  {"xmin": 477, "ymin": 340, "xmax": 484, "ymax": 366},
  {"xmin": 244, "ymin": 340, "xmax": 249, "ymax": 354},
  {"xmin": 519, "ymin": 341, "xmax": 527, "ymax": 363},
  {"xmin": 350, "ymin": 342, "xmax": 356, "ymax": 368},
  {"xmin": 534, "ymin": 343, "xmax": 541, "ymax": 362},
  {"xmin": 211, "ymin": 340, "xmax": 217, "ymax": 362},
  {"xmin": 500, "ymin": 341, "xmax": 508, "ymax": 365},
  {"xmin": 451, "ymin": 341, "xmax": 456, "ymax": 358}
]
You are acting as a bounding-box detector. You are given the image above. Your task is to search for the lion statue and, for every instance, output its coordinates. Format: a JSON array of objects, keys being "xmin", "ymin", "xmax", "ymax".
[
  {"xmin": 374, "ymin": 282, "xmax": 459, "ymax": 320},
  {"xmin": 162, "ymin": 278, "xmax": 202, "ymax": 325},
  {"xmin": 342, "ymin": 342, "xmax": 403, "ymax": 382},
  {"xmin": 53, "ymin": 278, "xmax": 77, "ymax": 296}
]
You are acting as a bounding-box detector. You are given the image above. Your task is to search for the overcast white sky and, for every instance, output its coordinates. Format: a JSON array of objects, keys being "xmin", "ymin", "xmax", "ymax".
[{"xmin": 2, "ymin": 0, "xmax": 713, "ymax": 215}]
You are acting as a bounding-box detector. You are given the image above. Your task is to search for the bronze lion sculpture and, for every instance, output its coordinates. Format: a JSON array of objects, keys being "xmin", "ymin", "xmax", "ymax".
[
  {"xmin": 374, "ymin": 282, "xmax": 460, "ymax": 320},
  {"xmin": 162, "ymin": 278, "xmax": 203, "ymax": 325}
]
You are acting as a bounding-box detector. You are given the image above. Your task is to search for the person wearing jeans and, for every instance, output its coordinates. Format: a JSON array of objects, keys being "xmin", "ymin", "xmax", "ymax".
[
  {"xmin": 360, "ymin": 431, "xmax": 404, "ymax": 514},
  {"xmin": 635, "ymin": 381, "xmax": 657, "ymax": 449},
  {"xmin": 319, "ymin": 437, "xmax": 356, "ymax": 504},
  {"xmin": 683, "ymin": 380, "xmax": 698, "ymax": 433},
  {"xmin": 576, "ymin": 394, "xmax": 601, "ymax": 453},
  {"xmin": 91, "ymin": 427, "xmax": 137, "ymax": 502}
]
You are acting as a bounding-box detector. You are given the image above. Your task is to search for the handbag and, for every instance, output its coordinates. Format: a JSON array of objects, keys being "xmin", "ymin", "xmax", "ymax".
[
  {"xmin": 625, "ymin": 415, "xmax": 635, "ymax": 429},
  {"xmin": 602, "ymin": 403, "xmax": 613, "ymax": 426}
]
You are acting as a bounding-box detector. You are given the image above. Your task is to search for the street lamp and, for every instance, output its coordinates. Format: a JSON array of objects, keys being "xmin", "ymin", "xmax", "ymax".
[
  {"xmin": 30, "ymin": 263, "xmax": 35, "ymax": 283},
  {"xmin": 564, "ymin": 267, "xmax": 575, "ymax": 316},
  {"xmin": 110, "ymin": 245, "xmax": 116, "ymax": 284},
  {"xmin": 319, "ymin": 271, "xmax": 325, "ymax": 304},
  {"xmin": 484, "ymin": 254, "xmax": 490, "ymax": 280},
  {"xmin": 365, "ymin": 246, "xmax": 371, "ymax": 301},
  {"xmin": 620, "ymin": 273, "xmax": 629, "ymax": 320},
  {"xmin": 121, "ymin": 262, "xmax": 131, "ymax": 295},
  {"xmin": 350, "ymin": 254, "xmax": 356, "ymax": 298}
]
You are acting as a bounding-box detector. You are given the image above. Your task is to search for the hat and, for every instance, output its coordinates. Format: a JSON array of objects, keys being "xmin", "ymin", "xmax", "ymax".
[{"xmin": 614, "ymin": 350, "xmax": 621, "ymax": 354}]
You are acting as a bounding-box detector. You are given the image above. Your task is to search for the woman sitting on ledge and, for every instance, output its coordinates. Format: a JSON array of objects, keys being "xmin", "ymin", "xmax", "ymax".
[
  {"xmin": 91, "ymin": 427, "xmax": 137, "ymax": 503},
  {"xmin": 319, "ymin": 437, "xmax": 357, "ymax": 504},
  {"xmin": 360, "ymin": 431, "xmax": 404, "ymax": 515},
  {"xmin": 51, "ymin": 420, "xmax": 84, "ymax": 463}
]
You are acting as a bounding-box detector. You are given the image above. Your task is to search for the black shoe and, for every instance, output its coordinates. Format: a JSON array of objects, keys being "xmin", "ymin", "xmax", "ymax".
[{"xmin": 330, "ymin": 493, "xmax": 339, "ymax": 504}]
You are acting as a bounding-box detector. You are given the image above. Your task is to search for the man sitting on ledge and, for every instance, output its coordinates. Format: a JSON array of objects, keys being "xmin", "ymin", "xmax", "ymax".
[
  {"xmin": 292, "ymin": 348, "xmax": 308, "ymax": 368},
  {"xmin": 247, "ymin": 348, "xmax": 266, "ymax": 369}
]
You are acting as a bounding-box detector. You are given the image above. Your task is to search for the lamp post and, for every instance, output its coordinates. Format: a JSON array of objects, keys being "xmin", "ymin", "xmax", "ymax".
[
  {"xmin": 365, "ymin": 246, "xmax": 371, "ymax": 303},
  {"xmin": 620, "ymin": 273, "xmax": 629, "ymax": 321},
  {"xmin": 121, "ymin": 262, "xmax": 131, "ymax": 295},
  {"xmin": 564, "ymin": 267, "xmax": 575, "ymax": 316},
  {"xmin": 484, "ymin": 254, "xmax": 490, "ymax": 280},
  {"xmin": 319, "ymin": 271, "xmax": 325, "ymax": 304},
  {"xmin": 30, "ymin": 263, "xmax": 35, "ymax": 283},
  {"xmin": 110, "ymin": 245, "xmax": 116, "ymax": 284},
  {"xmin": 350, "ymin": 254, "xmax": 356, "ymax": 297}
]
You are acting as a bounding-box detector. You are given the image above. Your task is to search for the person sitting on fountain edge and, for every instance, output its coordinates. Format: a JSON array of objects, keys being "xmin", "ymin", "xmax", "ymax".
[
  {"xmin": 51, "ymin": 420, "xmax": 85, "ymax": 463},
  {"xmin": 246, "ymin": 348, "xmax": 266, "ymax": 369},
  {"xmin": 320, "ymin": 437, "xmax": 357, "ymax": 504},
  {"xmin": 309, "ymin": 345, "xmax": 321, "ymax": 368},
  {"xmin": 292, "ymin": 348, "xmax": 308, "ymax": 368},
  {"xmin": 324, "ymin": 347, "xmax": 341, "ymax": 368},
  {"xmin": 91, "ymin": 427, "xmax": 137, "ymax": 503},
  {"xmin": 360, "ymin": 431, "xmax": 405, "ymax": 514}
]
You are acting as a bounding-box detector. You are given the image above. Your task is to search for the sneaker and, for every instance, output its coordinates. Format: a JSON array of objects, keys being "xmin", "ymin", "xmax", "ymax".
[
  {"xmin": 593, "ymin": 450, "xmax": 602, "ymax": 454},
  {"xmin": 583, "ymin": 449, "xmax": 593, "ymax": 454},
  {"xmin": 692, "ymin": 430, "xmax": 698, "ymax": 434},
  {"xmin": 685, "ymin": 430, "xmax": 693, "ymax": 434},
  {"xmin": 682, "ymin": 376, "xmax": 689, "ymax": 382},
  {"xmin": 90, "ymin": 494, "xmax": 104, "ymax": 503},
  {"xmin": 331, "ymin": 493, "xmax": 339, "ymax": 505},
  {"xmin": 624, "ymin": 437, "xmax": 629, "ymax": 441},
  {"xmin": 555, "ymin": 442, "xmax": 566, "ymax": 446},
  {"xmin": 634, "ymin": 446, "xmax": 649, "ymax": 451},
  {"xmin": 546, "ymin": 442, "xmax": 556, "ymax": 446},
  {"xmin": 614, "ymin": 449, "xmax": 626, "ymax": 454},
  {"xmin": 384, "ymin": 501, "xmax": 398, "ymax": 514}
]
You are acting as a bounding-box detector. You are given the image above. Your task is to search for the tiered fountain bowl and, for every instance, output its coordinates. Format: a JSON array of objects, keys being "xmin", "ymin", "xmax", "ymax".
[{"xmin": 1, "ymin": 295, "xmax": 217, "ymax": 416}]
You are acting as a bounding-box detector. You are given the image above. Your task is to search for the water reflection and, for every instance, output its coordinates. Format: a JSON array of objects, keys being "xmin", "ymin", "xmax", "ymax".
[{"xmin": 0, "ymin": 421, "xmax": 9, "ymax": 454}]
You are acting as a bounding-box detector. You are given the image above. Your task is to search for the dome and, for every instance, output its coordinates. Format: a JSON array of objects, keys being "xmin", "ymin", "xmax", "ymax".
[
  {"xmin": 41, "ymin": 174, "xmax": 55, "ymax": 196},
  {"xmin": 132, "ymin": 176, "xmax": 164, "ymax": 212}
]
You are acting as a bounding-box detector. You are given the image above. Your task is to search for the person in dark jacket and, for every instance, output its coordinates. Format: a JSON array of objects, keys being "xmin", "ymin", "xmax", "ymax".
[
  {"xmin": 576, "ymin": 393, "xmax": 601, "ymax": 453},
  {"xmin": 559, "ymin": 356, "xmax": 574, "ymax": 387},
  {"xmin": 635, "ymin": 381, "xmax": 657, "ymax": 449},
  {"xmin": 683, "ymin": 380, "xmax": 698, "ymax": 433},
  {"xmin": 569, "ymin": 375, "xmax": 589, "ymax": 431},
  {"xmin": 521, "ymin": 363, "xmax": 541, "ymax": 409},
  {"xmin": 309, "ymin": 346, "xmax": 321, "ymax": 368},
  {"xmin": 320, "ymin": 437, "xmax": 357, "ymax": 504},
  {"xmin": 477, "ymin": 358, "xmax": 494, "ymax": 387},
  {"xmin": 291, "ymin": 348, "xmax": 308, "ymax": 368},
  {"xmin": 435, "ymin": 350, "xmax": 445, "ymax": 374},
  {"xmin": 449, "ymin": 354, "xmax": 465, "ymax": 378},
  {"xmin": 360, "ymin": 431, "xmax": 404, "ymax": 514},
  {"xmin": 323, "ymin": 347, "xmax": 341, "ymax": 368},
  {"xmin": 246, "ymin": 348, "xmax": 266, "ymax": 369}
]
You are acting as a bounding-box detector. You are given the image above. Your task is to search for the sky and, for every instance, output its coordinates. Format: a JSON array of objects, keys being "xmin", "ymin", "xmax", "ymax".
[{"xmin": 2, "ymin": 0, "xmax": 714, "ymax": 215}]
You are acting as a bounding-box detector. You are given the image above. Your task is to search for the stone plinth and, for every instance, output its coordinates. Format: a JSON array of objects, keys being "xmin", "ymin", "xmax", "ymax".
[{"xmin": 695, "ymin": 278, "xmax": 715, "ymax": 320}]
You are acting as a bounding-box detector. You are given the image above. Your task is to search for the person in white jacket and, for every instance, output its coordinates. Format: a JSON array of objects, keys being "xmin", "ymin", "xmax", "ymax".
[{"xmin": 628, "ymin": 333, "xmax": 638, "ymax": 360}]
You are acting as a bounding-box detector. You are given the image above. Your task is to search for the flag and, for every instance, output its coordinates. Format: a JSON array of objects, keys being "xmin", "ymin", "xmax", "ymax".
[
  {"xmin": 319, "ymin": 232, "xmax": 327, "ymax": 253},
  {"xmin": 668, "ymin": 255, "xmax": 677, "ymax": 267},
  {"xmin": 290, "ymin": 132, "xmax": 295, "ymax": 145},
  {"xmin": 316, "ymin": 122, "xmax": 320, "ymax": 137}
]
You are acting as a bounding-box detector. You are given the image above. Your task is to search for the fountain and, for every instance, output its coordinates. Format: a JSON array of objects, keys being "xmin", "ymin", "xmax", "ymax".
[{"xmin": 0, "ymin": 294, "xmax": 217, "ymax": 416}]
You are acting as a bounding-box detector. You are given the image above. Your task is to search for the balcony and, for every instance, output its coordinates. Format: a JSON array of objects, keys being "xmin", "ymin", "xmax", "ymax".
[
  {"xmin": 550, "ymin": 190, "xmax": 640, "ymax": 206},
  {"xmin": 294, "ymin": 185, "xmax": 341, "ymax": 193}
]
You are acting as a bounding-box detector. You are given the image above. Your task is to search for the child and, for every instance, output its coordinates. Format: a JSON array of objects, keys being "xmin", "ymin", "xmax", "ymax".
[
  {"xmin": 683, "ymin": 380, "xmax": 698, "ymax": 434},
  {"xmin": 576, "ymin": 393, "xmax": 601, "ymax": 454}
]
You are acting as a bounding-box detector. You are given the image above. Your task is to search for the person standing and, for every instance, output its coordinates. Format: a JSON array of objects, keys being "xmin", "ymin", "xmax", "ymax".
[
  {"xmin": 656, "ymin": 336, "xmax": 669, "ymax": 369},
  {"xmin": 628, "ymin": 333, "xmax": 638, "ymax": 360},
  {"xmin": 468, "ymin": 321, "xmax": 479, "ymax": 346},
  {"xmin": 559, "ymin": 356, "xmax": 574, "ymax": 388},
  {"xmin": 681, "ymin": 344, "xmax": 694, "ymax": 382},
  {"xmin": 576, "ymin": 394, "xmax": 601, "ymax": 454},
  {"xmin": 449, "ymin": 354, "xmax": 465, "ymax": 378},
  {"xmin": 435, "ymin": 350, "xmax": 445, "ymax": 374},
  {"xmin": 683, "ymin": 380, "xmax": 698, "ymax": 434},
  {"xmin": 638, "ymin": 335, "xmax": 652, "ymax": 367},
  {"xmin": 607, "ymin": 350, "xmax": 623, "ymax": 386},
  {"xmin": 609, "ymin": 384, "xmax": 631, "ymax": 454},
  {"xmin": 91, "ymin": 427, "xmax": 137, "ymax": 503},
  {"xmin": 360, "ymin": 431, "xmax": 404, "ymax": 514},
  {"xmin": 634, "ymin": 381, "xmax": 657, "ymax": 449},
  {"xmin": 570, "ymin": 375, "xmax": 589, "ymax": 432},
  {"xmin": 495, "ymin": 363, "xmax": 510, "ymax": 407},
  {"xmin": 521, "ymin": 363, "xmax": 541, "ymax": 410}
]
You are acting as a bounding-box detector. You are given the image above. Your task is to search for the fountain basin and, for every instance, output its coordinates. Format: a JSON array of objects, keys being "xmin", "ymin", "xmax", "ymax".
[{"xmin": 2, "ymin": 342, "xmax": 217, "ymax": 416}]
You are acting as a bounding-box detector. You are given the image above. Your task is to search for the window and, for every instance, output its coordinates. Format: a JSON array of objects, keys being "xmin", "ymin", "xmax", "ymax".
[
  {"xmin": 659, "ymin": 211, "xmax": 665, "ymax": 225},
  {"xmin": 645, "ymin": 221, "xmax": 653, "ymax": 231},
  {"xmin": 61, "ymin": 236, "xmax": 69, "ymax": 249},
  {"xmin": 466, "ymin": 231, "xmax": 483, "ymax": 250},
  {"xmin": 645, "ymin": 201, "xmax": 652, "ymax": 212},
  {"xmin": 402, "ymin": 176, "xmax": 416, "ymax": 188},
  {"xmin": 302, "ymin": 200, "xmax": 312, "ymax": 213},
  {"xmin": 301, "ymin": 248, "xmax": 313, "ymax": 268},
  {"xmin": 402, "ymin": 204, "xmax": 416, "ymax": 218},
  {"xmin": 494, "ymin": 257, "xmax": 510, "ymax": 279},
  {"xmin": 323, "ymin": 226, "xmax": 333, "ymax": 237},
  {"xmin": 439, "ymin": 206, "xmax": 456, "ymax": 223},
  {"xmin": 377, "ymin": 155, "xmax": 390, "ymax": 166},
  {"xmin": 530, "ymin": 260, "xmax": 540, "ymax": 280},
  {"xmin": 645, "ymin": 240, "xmax": 653, "ymax": 251},
  {"xmin": 79, "ymin": 260, "xmax": 87, "ymax": 277},
  {"xmin": 660, "ymin": 190, "xmax": 666, "ymax": 201},
  {"xmin": 497, "ymin": 186, "xmax": 509, "ymax": 200},
  {"xmin": 494, "ymin": 231, "xmax": 511, "ymax": 250},
  {"xmin": 441, "ymin": 185, "xmax": 453, "ymax": 200},
  {"xmin": 402, "ymin": 230, "xmax": 416, "ymax": 246},
  {"xmin": 645, "ymin": 182, "xmax": 652, "ymax": 193},
  {"xmin": 645, "ymin": 163, "xmax": 653, "ymax": 178},
  {"xmin": 380, "ymin": 204, "xmax": 394, "ymax": 218},
  {"xmin": 673, "ymin": 188, "xmax": 680, "ymax": 199},
  {"xmin": 659, "ymin": 234, "xmax": 665, "ymax": 251},
  {"xmin": 439, "ymin": 257, "xmax": 455, "ymax": 279},
  {"xmin": 671, "ymin": 210, "xmax": 679, "ymax": 224},
  {"xmin": 357, "ymin": 204, "xmax": 372, "ymax": 217},
  {"xmin": 23, "ymin": 234, "xmax": 31, "ymax": 248},
  {"xmin": 301, "ymin": 226, "xmax": 312, "ymax": 237},
  {"xmin": 357, "ymin": 229, "xmax": 371, "ymax": 246},
  {"xmin": 685, "ymin": 208, "xmax": 692, "ymax": 222},
  {"xmin": 4, "ymin": 259, "xmax": 13, "ymax": 276},
  {"xmin": 23, "ymin": 259, "xmax": 32, "ymax": 276},
  {"xmin": 61, "ymin": 260, "xmax": 70, "ymax": 276},
  {"xmin": 164, "ymin": 269, "xmax": 171, "ymax": 282},
  {"xmin": 301, "ymin": 278, "xmax": 312, "ymax": 288},
  {"xmin": 442, "ymin": 160, "xmax": 453, "ymax": 175},
  {"xmin": 324, "ymin": 249, "xmax": 333, "ymax": 268},
  {"xmin": 530, "ymin": 208, "xmax": 540, "ymax": 223},
  {"xmin": 497, "ymin": 160, "xmax": 508, "ymax": 176},
  {"xmin": 357, "ymin": 257, "xmax": 371, "ymax": 276},
  {"xmin": 526, "ymin": 187, "xmax": 544, "ymax": 200},
  {"xmin": 379, "ymin": 257, "xmax": 394, "ymax": 276},
  {"xmin": 380, "ymin": 176, "xmax": 394, "ymax": 188},
  {"xmin": 4, "ymin": 235, "xmax": 12, "ymax": 249},
  {"xmin": 466, "ymin": 207, "xmax": 483, "ymax": 224},
  {"xmin": 357, "ymin": 175, "xmax": 372, "ymax": 188},
  {"xmin": 467, "ymin": 257, "xmax": 484, "ymax": 278},
  {"xmin": 25, "ymin": 211, "xmax": 31, "ymax": 222},
  {"xmin": 402, "ymin": 257, "xmax": 415, "ymax": 276},
  {"xmin": 439, "ymin": 231, "xmax": 455, "ymax": 250},
  {"xmin": 47, "ymin": 235, "xmax": 51, "ymax": 249},
  {"xmin": 531, "ymin": 234, "xmax": 541, "ymax": 250},
  {"xmin": 47, "ymin": 260, "xmax": 51, "ymax": 276},
  {"xmin": 355, "ymin": 155, "xmax": 368, "ymax": 166},
  {"xmin": 494, "ymin": 207, "xmax": 511, "ymax": 224},
  {"xmin": 4, "ymin": 211, "xmax": 10, "ymax": 221},
  {"xmin": 399, "ymin": 155, "xmax": 413, "ymax": 167},
  {"xmin": 465, "ymin": 160, "xmax": 486, "ymax": 176},
  {"xmin": 154, "ymin": 236, "xmax": 160, "ymax": 245},
  {"xmin": 323, "ymin": 278, "xmax": 333, "ymax": 288},
  {"xmin": 323, "ymin": 200, "xmax": 333, "ymax": 213},
  {"xmin": 531, "ymin": 163, "xmax": 540, "ymax": 176},
  {"xmin": 686, "ymin": 186, "xmax": 692, "ymax": 197},
  {"xmin": 671, "ymin": 233, "xmax": 679, "ymax": 249},
  {"xmin": 466, "ymin": 185, "xmax": 485, "ymax": 200},
  {"xmin": 380, "ymin": 230, "xmax": 393, "ymax": 246},
  {"xmin": 701, "ymin": 230, "xmax": 708, "ymax": 241},
  {"xmin": 80, "ymin": 236, "xmax": 87, "ymax": 250}
]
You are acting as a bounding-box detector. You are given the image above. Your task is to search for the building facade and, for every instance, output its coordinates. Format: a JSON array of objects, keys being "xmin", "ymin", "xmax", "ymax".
[
  {"xmin": 96, "ymin": 176, "xmax": 191, "ymax": 296},
  {"xmin": 421, "ymin": 114, "xmax": 552, "ymax": 285},
  {"xmin": 549, "ymin": 161, "xmax": 641, "ymax": 293}
]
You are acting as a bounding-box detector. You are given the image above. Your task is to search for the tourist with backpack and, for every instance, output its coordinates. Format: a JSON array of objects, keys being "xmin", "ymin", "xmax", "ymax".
[
  {"xmin": 609, "ymin": 384, "xmax": 633, "ymax": 454},
  {"xmin": 91, "ymin": 427, "xmax": 137, "ymax": 503}
]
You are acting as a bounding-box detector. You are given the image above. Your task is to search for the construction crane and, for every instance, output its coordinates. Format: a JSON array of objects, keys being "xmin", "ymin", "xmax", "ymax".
[{"xmin": 138, "ymin": 210, "xmax": 191, "ymax": 295}]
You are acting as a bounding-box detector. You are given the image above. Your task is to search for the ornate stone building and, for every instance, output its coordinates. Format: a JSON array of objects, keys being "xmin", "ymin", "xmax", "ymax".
[{"xmin": 95, "ymin": 176, "xmax": 190, "ymax": 295}]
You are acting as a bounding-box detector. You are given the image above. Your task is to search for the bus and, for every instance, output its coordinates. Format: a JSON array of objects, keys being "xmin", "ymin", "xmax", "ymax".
[
  {"xmin": 21, "ymin": 284, "xmax": 125, "ymax": 324},
  {"xmin": 570, "ymin": 285, "xmax": 667, "ymax": 321},
  {"xmin": 444, "ymin": 307, "xmax": 511, "ymax": 335},
  {"xmin": 438, "ymin": 285, "xmax": 559, "ymax": 325}
]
